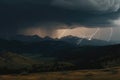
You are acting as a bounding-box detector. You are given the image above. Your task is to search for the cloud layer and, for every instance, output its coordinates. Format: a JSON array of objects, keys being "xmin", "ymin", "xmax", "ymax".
[
  {"xmin": 0, "ymin": 0, "xmax": 120, "ymax": 37},
  {"xmin": 52, "ymin": 0, "xmax": 120, "ymax": 12}
]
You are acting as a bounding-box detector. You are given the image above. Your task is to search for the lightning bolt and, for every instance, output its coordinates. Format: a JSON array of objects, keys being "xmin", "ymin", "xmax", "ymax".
[
  {"xmin": 77, "ymin": 35, "xmax": 87, "ymax": 45},
  {"xmin": 58, "ymin": 29, "xmax": 67, "ymax": 38},
  {"xmin": 77, "ymin": 28, "xmax": 88, "ymax": 45},
  {"xmin": 88, "ymin": 28, "xmax": 100, "ymax": 40},
  {"xmin": 107, "ymin": 27, "xmax": 113, "ymax": 42},
  {"xmin": 77, "ymin": 28, "xmax": 100, "ymax": 45}
]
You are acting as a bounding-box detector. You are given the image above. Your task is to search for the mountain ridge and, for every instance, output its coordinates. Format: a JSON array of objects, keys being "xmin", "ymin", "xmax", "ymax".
[{"xmin": 5, "ymin": 35, "xmax": 116, "ymax": 46}]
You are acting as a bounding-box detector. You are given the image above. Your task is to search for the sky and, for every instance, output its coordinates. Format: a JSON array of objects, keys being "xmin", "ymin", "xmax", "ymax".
[{"xmin": 1, "ymin": 0, "xmax": 120, "ymax": 41}]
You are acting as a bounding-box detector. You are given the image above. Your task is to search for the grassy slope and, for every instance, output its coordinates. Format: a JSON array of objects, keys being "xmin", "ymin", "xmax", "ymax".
[
  {"xmin": 0, "ymin": 52, "xmax": 36, "ymax": 70},
  {"xmin": 0, "ymin": 68, "xmax": 120, "ymax": 80}
]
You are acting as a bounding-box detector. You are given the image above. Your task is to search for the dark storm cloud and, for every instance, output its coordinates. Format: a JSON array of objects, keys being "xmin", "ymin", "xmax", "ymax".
[
  {"xmin": 0, "ymin": 0, "xmax": 120, "ymax": 37},
  {"xmin": 52, "ymin": 0, "xmax": 120, "ymax": 12},
  {"xmin": 1, "ymin": 0, "xmax": 52, "ymax": 4}
]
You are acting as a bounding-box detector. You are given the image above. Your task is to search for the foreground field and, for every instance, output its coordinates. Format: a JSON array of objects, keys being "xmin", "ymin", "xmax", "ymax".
[{"xmin": 0, "ymin": 68, "xmax": 120, "ymax": 80}]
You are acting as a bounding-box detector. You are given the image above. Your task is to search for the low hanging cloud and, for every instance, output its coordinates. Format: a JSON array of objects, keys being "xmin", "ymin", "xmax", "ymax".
[{"xmin": 0, "ymin": 0, "xmax": 120, "ymax": 37}]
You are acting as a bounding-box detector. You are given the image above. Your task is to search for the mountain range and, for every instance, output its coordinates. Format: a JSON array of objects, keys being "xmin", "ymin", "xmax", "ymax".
[{"xmin": 7, "ymin": 35, "xmax": 117, "ymax": 46}]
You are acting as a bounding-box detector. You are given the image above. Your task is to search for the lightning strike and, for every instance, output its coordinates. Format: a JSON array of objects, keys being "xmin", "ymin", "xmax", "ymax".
[{"xmin": 88, "ymin": 28, "xmax": 100, "ymax": 40}]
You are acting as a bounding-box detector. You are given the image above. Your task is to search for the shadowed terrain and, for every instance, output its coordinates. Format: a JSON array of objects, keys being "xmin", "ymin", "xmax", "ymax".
[
  {"xmin": 0, "ymin": 37, "xmax": 120, "ymax": 79},
  {"xmin": 0, "ymin": 68, "xmax": 120, "ymax": 80}
]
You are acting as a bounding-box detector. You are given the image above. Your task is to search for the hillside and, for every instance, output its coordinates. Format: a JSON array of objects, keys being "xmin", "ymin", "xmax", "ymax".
[
  {"xmin": 0, "ymin": 52, "xmax": 75, "ymax": 74},
  {"xmin": 0, "ymin": 52, "xmax": 37, "ymax": 74},
  {"xmin": 0, "ymin": 52, "xmax": 35, "ymax": 68},
  {"xmin": 54, "ymin": 44, "xmax": 120, "ymax": 69}
]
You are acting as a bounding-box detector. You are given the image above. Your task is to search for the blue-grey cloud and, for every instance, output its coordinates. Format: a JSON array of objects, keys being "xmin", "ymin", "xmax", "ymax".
[
  {"xmin": 0, "ymin": 0, "xmax": 120, "ymax": 37},
  {"xmin": 52, "ymin": 0, "xmax": 120, "ymax": 12}
]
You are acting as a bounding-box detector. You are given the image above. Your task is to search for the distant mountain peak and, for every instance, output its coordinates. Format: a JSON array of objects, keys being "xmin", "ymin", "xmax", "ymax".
[
  {"xmin": 43, "ymin": 36, "xmax": 54, "ymax": 41},
  {"xmin": 10, "ymin": 34, "xmax": 42, "ymax": 42}
]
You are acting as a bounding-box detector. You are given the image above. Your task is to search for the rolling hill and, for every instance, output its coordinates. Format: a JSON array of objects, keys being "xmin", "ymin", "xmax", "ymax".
[{"xmin": 0, "ymin": 52, "xmax": 35, "ymax": 70}]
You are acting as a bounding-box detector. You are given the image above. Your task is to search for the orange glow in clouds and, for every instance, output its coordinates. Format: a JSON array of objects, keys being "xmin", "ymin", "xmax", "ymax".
[{"xmin": 19, "ymin": 26, "xmax": 113, "ymax": 41}]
